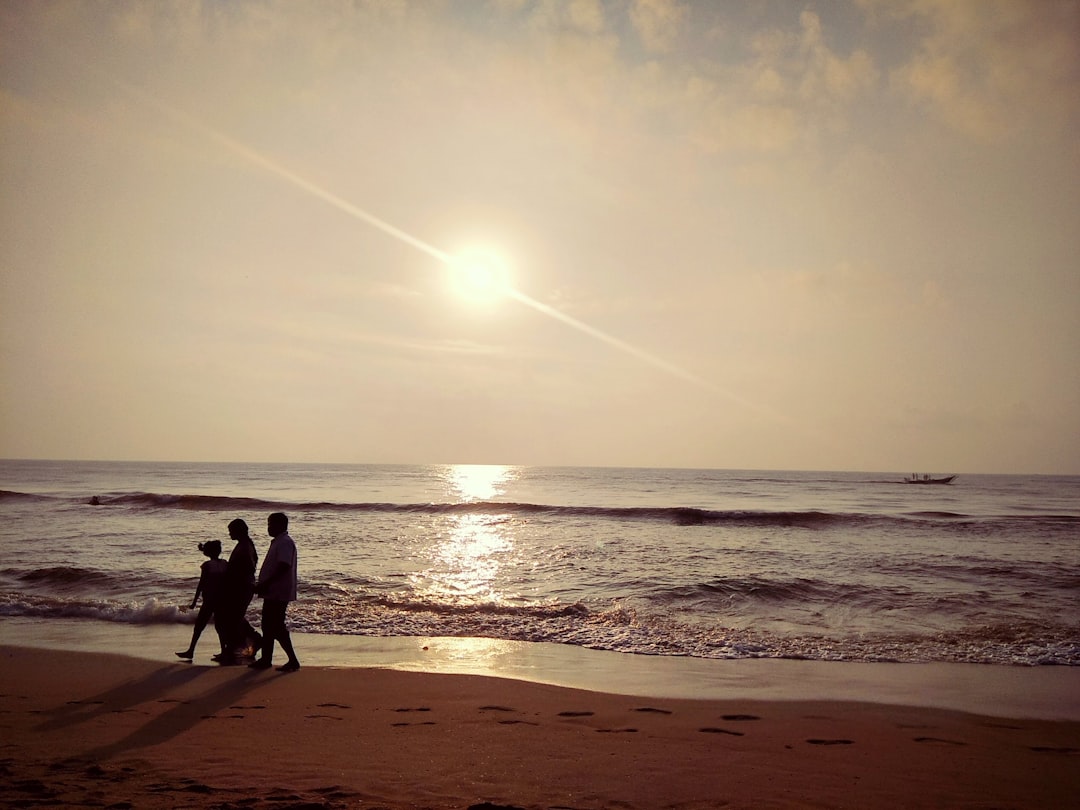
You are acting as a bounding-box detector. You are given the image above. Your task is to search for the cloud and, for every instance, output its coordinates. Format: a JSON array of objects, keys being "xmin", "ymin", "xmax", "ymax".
[
  {"xmin": 795, "ymin": 11, "xmax": 878, "ymax": 107},
  {"xmin": 629, "ymin": 0, "xmax": 687, "ymax": 54},
  {"xmin": 685, "ymin": 9, "xmax": 879, "ymax": 154},
  {"xmin": 2, "ymin": 1, "xmax": 1077, "ymax": 471},
  {"xmin": 886, "ymin": 0, "xmax": 1080, "ymax": 140},
  {"xmin": 527, "ymin": 0, "xmax": 607, "ymax": 35}
]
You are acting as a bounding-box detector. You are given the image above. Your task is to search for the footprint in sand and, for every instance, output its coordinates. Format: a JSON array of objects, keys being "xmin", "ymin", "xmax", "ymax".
[
  {"xmin": 633, "ymin": 707, "xmax": 672, "ymax": 715},
  {"xmin": 394, "ymin": 707, "xmax": 432, "ymax": 713},
  {"xmin": 1030, "ymin": 746, "xmax": 1079, "ymax": 754},
  {"xmin": 806, "ymin": 739, "xmax": 854, "ymax": 745},
  {"xmin": 699, "ymin": 727, "xmax": 744, "ymax": 736},
  {"xmin": 479, "ymin": 706, "xmax": 536, "ymax": 724},
  {"xmin": 305, "ymin": 714, "xmax": 344, "ymax": 720},
  {"xmin": 557, "ymin": 711, "xmax": 594, "ymax": 717},
  {"xmin": 597, "ymin": 727, "xmax": 638, "ymax": 733},
  {"xmin": 317, "ymin": 702, "xmax": 351, "ymax": 709},
  {"xmin": 229, "ymin": 704, "xmax": 266, "ymax": 710},
  {"xmin": 913, "ymin": 736, "xmax": 966, "ymax": 746},
  {"xmin": 722, "ymin": 714, "xmax": 760, "ymax": 721}
]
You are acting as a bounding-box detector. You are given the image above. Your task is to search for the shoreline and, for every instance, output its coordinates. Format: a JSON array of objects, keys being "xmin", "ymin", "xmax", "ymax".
[
  {"xmin": 4, "ymin": 616, "xmax": 1080, "ymax": 720},
  {"xmin": 2, "ymin": 642, "xmax": 1079, "ymax": 809}
]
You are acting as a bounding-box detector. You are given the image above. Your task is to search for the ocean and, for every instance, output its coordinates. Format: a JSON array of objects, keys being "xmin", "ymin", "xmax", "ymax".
[{"xmin": 1, "ymin": 460, "xmax": 1077, "ymax": 667}]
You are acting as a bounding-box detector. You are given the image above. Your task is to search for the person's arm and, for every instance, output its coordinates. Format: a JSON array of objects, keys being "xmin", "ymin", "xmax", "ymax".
[
  {"xmin": 256, "ymin": 559, "xmax": 292, "ymax": 596},
  {"xmin": 191, "ymin": 571, "xmax": 204, "ymax": 609}
]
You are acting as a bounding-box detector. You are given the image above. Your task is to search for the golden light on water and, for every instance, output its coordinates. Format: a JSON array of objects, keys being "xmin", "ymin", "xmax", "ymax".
[
  {"xmin": 445, "ymin": 463, "xmax": 515, "ymax": 502},
  {"xmin": 428, "ymin": 514, "xmax": 512, "ymax": 600},
  {"xmin": 413, "ymin": 464, "xmax": 518, "ymax": 604}
]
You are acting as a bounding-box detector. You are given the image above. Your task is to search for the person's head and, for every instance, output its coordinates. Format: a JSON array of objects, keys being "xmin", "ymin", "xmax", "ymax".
[
  {"xmin": 267, "ymin": 512, "xmax": 289, "ymax": 537},
  {"xmin": 227, "ymin": 518, "xmax": 250, "ymax": 540},
  {"xmin": 198, "ymin": 539, "xmax": 222, "ymax": 559}
]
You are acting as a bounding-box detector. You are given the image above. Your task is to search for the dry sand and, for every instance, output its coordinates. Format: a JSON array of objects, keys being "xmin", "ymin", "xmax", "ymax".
[{"xmin": 2, "ymin": 645, "xmax": 1078, "ymax": 809}]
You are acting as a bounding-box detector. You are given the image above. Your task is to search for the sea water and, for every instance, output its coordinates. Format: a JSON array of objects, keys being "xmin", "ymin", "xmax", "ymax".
[{"xmin": 0, "ymin": 460, "xmax": 1077, "ymax": 666}]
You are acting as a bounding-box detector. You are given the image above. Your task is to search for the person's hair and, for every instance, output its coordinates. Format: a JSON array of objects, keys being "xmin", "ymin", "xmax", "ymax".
[
  {"xmin": 198, "ymin": 540, "xmax": 222, "ymax": 558},
  {"xmin": 268, "ymin": 512, "xmax": 289, "ymax": 535},
  {"xmin": 228, "ymin": 518, "xmax": 249, "ymax": 538}
]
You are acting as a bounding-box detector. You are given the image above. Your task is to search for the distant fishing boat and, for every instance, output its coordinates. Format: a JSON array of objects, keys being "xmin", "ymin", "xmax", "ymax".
[{"xmin": 904, "ymin": 474, "xmax": 957, "ymax": 485}]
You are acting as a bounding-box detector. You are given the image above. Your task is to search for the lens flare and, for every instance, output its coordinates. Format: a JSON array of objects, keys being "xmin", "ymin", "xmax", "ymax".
[{"xmin": 109, "ymin": 75, "xmax": 793, "ymax": 423}]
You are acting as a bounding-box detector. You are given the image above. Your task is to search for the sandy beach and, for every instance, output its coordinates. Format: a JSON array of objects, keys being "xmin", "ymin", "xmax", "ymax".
[{"xmin": 2, "ymin": 642, "xmax": 1078, "ymax": 809}]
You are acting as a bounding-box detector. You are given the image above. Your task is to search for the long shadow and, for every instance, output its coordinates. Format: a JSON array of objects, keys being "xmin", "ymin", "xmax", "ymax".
[
  {"xmin": 34, "ymin": 662, "xmax": 272, "ymax": 762},
  {"xmin": 34, "ymin": 664, "xmax": 210, "ymax": 733},
  {"xmin": 77, "ymin": 667, "xmax": 269, "ymax": 762}
]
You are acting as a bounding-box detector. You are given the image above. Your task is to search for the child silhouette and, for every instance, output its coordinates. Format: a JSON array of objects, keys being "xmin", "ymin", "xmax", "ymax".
[{"xmin": 176, "ymin": 540, "xmax": 228, "ymax": 661}]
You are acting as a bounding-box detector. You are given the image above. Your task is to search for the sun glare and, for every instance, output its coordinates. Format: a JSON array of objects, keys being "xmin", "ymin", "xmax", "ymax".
[
  {"xmin": 119, "ymin": 80, "xmax": 770, "ymax": 415},
  {"xmin": 448, "ymin": 248, "xmax": 511, "ymax": 304},
  {"xmin": 445, "ymin": 464, "xmax": 515, "ymax": 502}
]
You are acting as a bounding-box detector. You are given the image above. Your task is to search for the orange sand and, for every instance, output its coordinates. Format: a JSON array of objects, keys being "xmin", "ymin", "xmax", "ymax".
[{"xmin": 1, "ymin": 645, "xmax": 1078, "ymax": 809}]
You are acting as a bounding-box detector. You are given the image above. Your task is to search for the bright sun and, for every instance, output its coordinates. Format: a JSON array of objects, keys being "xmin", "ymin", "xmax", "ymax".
[{"xmin": 447, "ymin": 247, "xmax": 512, "ymax": 305}]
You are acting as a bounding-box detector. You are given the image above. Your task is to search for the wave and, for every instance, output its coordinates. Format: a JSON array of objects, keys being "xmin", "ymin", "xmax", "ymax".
[
  {"xmin": 0, "ymin": 593, "xmax": 191, "ymax": 625},
  {"xmin": 293, "ymin": 598, "xmax": 1079, "ymax": 665},
  {"xmin": 3, "ymin": 587, "xmax": 1077, "ymax": 665},
  {"xmin": 0, "ymin": 489, "xmax": 932, "ymax": 528},
  {"xmin": 5, "ymin": 565, "xmax": 115, "ymax": 587},
  {"xmin": 0, "ymin": 489, "xmax": 54, "ymax": 502},
  {"xmin": 88, "ymin": 492, "xmax": 853, "ymax": 525},
  {"xmin": 1, "ymin": 566, "xmax": 170, "ymax": 596},
  {"xmin": 7, "ymin": 489, "xmax": 1077, "ymax": 533}
]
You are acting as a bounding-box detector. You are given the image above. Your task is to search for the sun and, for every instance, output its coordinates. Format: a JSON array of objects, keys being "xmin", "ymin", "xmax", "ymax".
[{"xmin": 447, "ymin": 247, "xmax": 512, "ymax": 305}]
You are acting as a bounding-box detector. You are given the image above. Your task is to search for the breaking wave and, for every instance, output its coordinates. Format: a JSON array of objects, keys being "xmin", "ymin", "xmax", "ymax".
[{"xmin": 12, "ymin": 488, "xmax": 1067, "ymax": 530}]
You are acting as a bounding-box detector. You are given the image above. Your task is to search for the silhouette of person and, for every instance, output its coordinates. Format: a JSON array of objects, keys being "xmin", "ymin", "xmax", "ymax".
[
  {"xmin": 176, "ymin": 540, "xmax": 228, "ymax": 660},
  {"xmin": 249, "ymin": 512, "xmax": 300, "ymax": 672},
  {"xmin": 213, "ymin": 518, "xmax": 262, "ymax": 663}
]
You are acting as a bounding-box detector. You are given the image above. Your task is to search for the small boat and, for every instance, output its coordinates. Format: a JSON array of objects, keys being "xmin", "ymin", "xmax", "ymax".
[{"xmin": 904, "ymin": 474, "xmax": 957, "ymax": 485}]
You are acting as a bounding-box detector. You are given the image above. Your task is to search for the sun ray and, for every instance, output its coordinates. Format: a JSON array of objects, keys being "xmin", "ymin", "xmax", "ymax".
[
  {"xmin": 107, "ymin": 74, "xmax": 452, "ymax": 265},
  {"xmin": 106, "ymin": 74, "xmax": 798, "ymax": 427}
]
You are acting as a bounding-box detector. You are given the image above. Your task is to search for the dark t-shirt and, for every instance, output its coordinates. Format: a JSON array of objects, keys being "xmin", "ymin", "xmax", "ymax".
[
  {"xmin": 225, "ymin": 538, "xmax": 258, "ymax": 595},
  {"xmin": 200, "ymin": 558, "xmax": 228, "ymax": 606}
]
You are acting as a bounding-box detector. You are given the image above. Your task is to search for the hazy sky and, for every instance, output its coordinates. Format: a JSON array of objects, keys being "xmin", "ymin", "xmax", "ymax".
[{"xmin": 2, "ymin": 1, "xmax": 1078, "ymax": 473}]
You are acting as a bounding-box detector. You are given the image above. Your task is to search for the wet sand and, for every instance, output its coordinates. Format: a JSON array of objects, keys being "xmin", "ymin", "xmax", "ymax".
[{"xmin": 2, "ymin": 643, "xmax": 1078, "ymax": 809}]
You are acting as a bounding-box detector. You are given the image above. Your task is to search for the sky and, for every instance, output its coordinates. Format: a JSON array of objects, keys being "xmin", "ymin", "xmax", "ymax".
[{"xmin": 1, "ymin": 0, "xmax": 1078, "ymax": 474}]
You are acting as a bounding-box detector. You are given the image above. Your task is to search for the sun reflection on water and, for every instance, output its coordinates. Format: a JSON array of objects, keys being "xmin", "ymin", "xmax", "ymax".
[
  {"xmin": 414, "ymin": 465, "xmax": 520, "ymax": 606},
  {"xmin": 444, "ymin": 463, "xmax": 515, "ymax": 502}
]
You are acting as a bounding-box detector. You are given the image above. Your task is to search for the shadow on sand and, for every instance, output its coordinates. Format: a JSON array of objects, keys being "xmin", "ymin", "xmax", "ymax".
[{"xmin": 35, "ymin": 663, "xmax": 269, "ymax": 762}]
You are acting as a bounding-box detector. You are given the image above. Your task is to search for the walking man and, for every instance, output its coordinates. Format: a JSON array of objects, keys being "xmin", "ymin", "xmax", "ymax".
[{"xmin": 250, "ymin": 512, "xmax": 301, "ymax": 672}]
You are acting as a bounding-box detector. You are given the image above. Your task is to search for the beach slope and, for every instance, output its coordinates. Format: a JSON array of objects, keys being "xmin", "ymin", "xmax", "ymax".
[{"xmin": 2, "ymin": 646, "xmax": 1077, "ymax": 809}]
